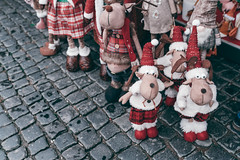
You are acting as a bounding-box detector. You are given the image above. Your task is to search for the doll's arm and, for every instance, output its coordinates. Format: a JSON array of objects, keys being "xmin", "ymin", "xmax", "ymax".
[
  {"xmin": 130, "ymin": 24, "xmax": 142, "ymax": 59},
  {"xmin": 102, "ymin": 29, "xmax": 109, "ymax": 50},
  {"xmin": 119, "ymin": 92, "xmax": 133, "ymax": 104},
  {"xmin": 84, "ymin": 0, "xmax": 95, "ymax": 19},
  {"xmin": 155, "ymin": 54, "xmax": 172, "ymax": 66},
  {"xmin": 176, "ymin": 85, "xmax": 190, "ymax": 110}
]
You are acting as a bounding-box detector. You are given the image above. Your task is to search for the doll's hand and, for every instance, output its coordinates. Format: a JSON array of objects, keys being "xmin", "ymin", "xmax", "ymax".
[
  {"xmin": 188, "ymin": 118, "xmax": 194, "ymax": 122},
  {"xmin": 178, "ymin": 100, "xmax": 186, "ymax": 110},
  {"xmin": 141, "ymin": 11, "xmax": 148, "ymax": 16},
  {"xmin": 131, "ymin": 59, "xmax": 139, "ymax": 67},
  {"xmin": 119, "ymin": 92, "xmax": 132, "ymax": 104}
]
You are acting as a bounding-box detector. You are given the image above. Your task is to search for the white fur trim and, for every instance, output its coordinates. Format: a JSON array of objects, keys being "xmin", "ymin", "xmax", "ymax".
[
  {"xmin": 169, "ymin": 42, "xmax": 188, "ymax": 51},
  {"xmin": 224, "ymin": 14, "xmax": 235, "ymax": 21},
  {"xmin": 163, "ymin": 66, "xmax": 185, "ymax": 80},
  {"xmin": 192, "ymin": 19, "xmax": 200, "ymax": 26},
  {"xmin": 48, "ymin": 43, "xmax": 56, "ymax": 50},
  {"xmin": 95, "ymin": 0, "xmax": 104, "ymax": 35},
  {"xmin": 53, "ymin": 39, "xmax": 60, "ymax": 46},
  {"xmin": 39, "ymin": 0, "xmax": 47, "ymax": 4},
  {"xmin": 138, "ymin": 66, "xmax": 158, "ymax": 76},
  {"xmin": 53, "ymin": 0, "xmax": 57, "ymax": 8},
  {"xmin": 66, "ymin": 47, "xmax": 78, "ymax": 56},
  {"xmin": 156, "ymin": 54, "xmax": 172, "ymax": 67},
  {"xmin": 129, "ymin": 80, "xmax": 141, "ymax": 95},
  {"xmin": 79, "ymin": 46, "xmax": 90, "ymax": 56},
  {"xmin": 36, "ymin": 10, "xmax": 47, "ymax": 18},
  {"xmin": 157, "ymin": 79, "xmax": 165, "ymax": 92},
  {"xmin": 151, "ymin": 39, "xmax": 159, "ymax": 46},
  {"xmin": 165, "ymin": 87, "xmax": 177, "ymax": 98},
  {"xmin": 180, "ymin": 119, "xmax": 207, "ymax": 133},
  {"xmin": 185, "ymin": 68, "xmax": 208, "ymax": 80},
  {"xmin": 68, "ymin": 0, "xmax": 75, "ymax": 7},
  {"xmin": 132, "ymin": 120, "xmax": 157, "ymax": 131},
  {"xmin": 197, "ymin": 28, "xmax": 212, "ymax": 45},
  {"xmin": 184, "ymin": 28, "xmax": 190, "ymax": 35},
  {"xmin": 100, "ymin": 58, "xmax": 106, "ymax": 64},
  {"xmin": 220, "ymin": 32, "xmax": 227, "ymax": 38},
  {"xmin": 84, "ymin": 12, "xmax": 93, "ymax": 19}
]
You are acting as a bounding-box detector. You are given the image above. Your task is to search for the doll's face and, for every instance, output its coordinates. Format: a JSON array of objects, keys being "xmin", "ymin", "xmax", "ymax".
[
  {"xmin": 99, "ymin": 3, "xmax": 126, "ymax": 30},
  {"xmin": 171, "ymin": 50, "xmax": 186, "ymax": 73}
]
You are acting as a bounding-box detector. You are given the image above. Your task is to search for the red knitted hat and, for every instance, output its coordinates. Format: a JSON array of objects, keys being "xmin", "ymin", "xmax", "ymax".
[
  {"xmin": 141, "ymin": 39, "xmax": 158, "ymax": 66},
  {"xmin": 172, "ymin": 26, "xmax": 185, "ymax": 42},
  {"xmin": 186, "ymin": 19, "xmax": 201, "ymax": 70}
]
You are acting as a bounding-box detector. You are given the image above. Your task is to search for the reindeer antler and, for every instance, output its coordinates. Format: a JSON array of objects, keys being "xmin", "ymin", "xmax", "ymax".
[
  {"xmin": 125, "ymin": 0, "xmax": 157, "ymax": 11},
  {"xmin": 171, "ymin": 55, "xmax": 187, "ymax": 74}
]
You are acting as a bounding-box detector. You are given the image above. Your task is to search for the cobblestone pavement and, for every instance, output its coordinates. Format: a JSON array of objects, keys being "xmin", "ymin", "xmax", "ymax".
[{"xmin": 0, "ymin": 0, "xmax": 240, "ymax": 159}]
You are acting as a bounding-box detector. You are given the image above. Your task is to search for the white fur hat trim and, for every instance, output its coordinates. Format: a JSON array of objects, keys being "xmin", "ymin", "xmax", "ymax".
[
  {"xmin": 66, "ymin": 47, "xmax": 79, "ymax": 56},
  {"xmin": 192, "ymin": 19, "xmax": 200, "ymax": 26},
  {"xmin": 169, "ymin": 42, "xmax": 188, "ymax": 51},
  {"xmin": 138, "ymin": 66, "xmax": 158, "ymax": 76},
  {"xmin": 184, "ymin": 28, "xmax": 190, "ymax": 35},
  {"xmin": 185, "ymin": 68, "xmax": 208, "ymax": 80},
  {"xmin": 151, "ymin": 39, "xmax": 159, "ymax": 46}
]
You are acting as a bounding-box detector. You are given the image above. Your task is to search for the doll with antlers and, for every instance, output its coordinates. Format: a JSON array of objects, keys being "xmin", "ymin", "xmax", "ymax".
[
  {"xmin": 119, "ymin": 40, "xmax": 173, "ymax": 140},
  {"xmin": 174, "ymin": 20, "xmax": 219, "ymax": 142}
]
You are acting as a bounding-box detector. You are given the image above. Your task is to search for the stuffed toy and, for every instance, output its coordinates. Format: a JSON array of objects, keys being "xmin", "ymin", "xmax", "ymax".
[
  {"xmin": 119, "ymin": 40, "xmax": 173, "ymax": 140},
  {"xmin": 39, "ymin": 0, "xmax": 94, "ymax": 72},
  {"xmin": 141, "ymin": 0, "xmax": 177, "ymax": 57},
  {"xmin": 99, "ymin": 2, "xmax": 143, "ymax": 103},
  {"xmin": 174, "ymin": 21, "xmax": 218, "ymax": 142},
  {"xmin": 220, "ymin": 0, "xmax": 236, "ymax": 12},
  {"xmin": 84, "ymin": 0, "xmax": 136, "ymax": 81},
  {"xmin": 25, "ymin": 0, "xmax": 48, "ymax": 29},
  {"xmin": 155, "ymin": 25, "xmax": 188, "ymax": 107},
  {"xmin": 184, "ymin": 0, "xmax": 221, "ymax": 60}
]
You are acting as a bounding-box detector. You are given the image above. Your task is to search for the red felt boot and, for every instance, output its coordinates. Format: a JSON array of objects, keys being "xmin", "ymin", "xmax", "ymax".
[
  {"xmin": 165, "ymin": 96, "xmax": 176, "ymax": 107},
  {"xmin": 196, "ymin": 131, "xmax": 209, "ymax": 141},
  {"xmin": 184, "ymin": 131, "xmax": 196, "ymax": 142},
  {"xmin": 147, "ymin": 126, "xmax": 158, "ymax": 138},
  {"xmin": 135, "ymin": 129, "xmax": 147, "ymax": 140},
  {"xmin": 36, "ymin": 18, "xmax": 47, "ymax": 30}
]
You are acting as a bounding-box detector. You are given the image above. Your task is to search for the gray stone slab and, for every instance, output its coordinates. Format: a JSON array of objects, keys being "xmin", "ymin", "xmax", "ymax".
[
  {"xmin": 0, "ymin": 88, "xmax": 17, "ymax": 99},
  {"xmin": 205, "ymin": 145, "xmax": 235, "ymax": 160},
  {"xmin": 126, "ymin": 129, "xmax": 142, "ymax": 144},
  {"xmin": 118, "ymin": 146, "xmax": 148, "ymax": 160},
  {"xmin": 21, "ymin": 124, "xmax": 43, "ymax": 143},
  {"xmin": 87, "ymin": 109, "xmax": 109, "ymax": 130},
  {"xmin": 140, "ymin": 138, "xmax": 165, "ymax": 156},
  {"xmin": 184, "ymin": 151, "xmax": 207, "ymax": 160},
  {"xmin": 12, "ymin": 78, "xmax": 29, "ymax": 89},
  {"xmin": 67, "ymin": 117, "xmax": 90, "ymax": 134},
  {"xmin": 218, "ymin": 132, "xmax": 240, "ymax": 154},
  {"xmin": 54, "ymin": 77, "xmax": 73, "ymax": 90},
  {"xmin": 113, "ymin": 113, "xmax": 131, "ymax": 132},
  {"xmin": 28, "ymin": 136, "xmax": 48, "ymax": 155},
  {"xmin": 77, "ymin": 128, "xmax": 101, "ymax": 150},
  {"xmin": 46, "ymin": 70, "xmax": 66, "ymax": 81},
  {"xmin": 158, "ymin": 123, "xmax": 177, "ymax": 140},
  {"xmin": 36, "ymin": 109, "xmax": 57, "ymax": 126},
  {"xmin": 160, "ymin": 107, "xmax": 181, "ymax": 126},
  {"xmin": 0, "ymin": 80, "xmax": 12, "ymax": 91},
  {"xmin": 76, "ymin": 100, "xmax": 97, "ymax": 116},
  {"xmin": 99, "ymin": 122, "xmax": 120, "ymax": 140},
  {"xmin": 0, "ymin": 113, "xmax": 11, "ymax": 127},
  {"xmin": 152, "ymin": 148, "xmax": 178, "ymax": 160},
  {"xmin": 9, "ymin": 72, "xmax": 25, "ymax": 82},
  {"xmin": 42, "ymin": 88, "xmax": 60, "ymax": 102},
  {"xmin": 208, "ymin": 119, "xmax": 228, "ymax": 140},
  {"xmin": 93, "ymin": 93, "xmax": 108, "ymax": 108},
  {"xmin": 66, "ymin": 91, "xmax": 87, "ymax": 104},
  {"xmin": 0, "ymin": 72, "xmax": 8, "ymax": 82},
  {"xmin": 83, "ymin": 83, "xmax": 104, "ymax": 97},
  {"xmin": 0, "ymin": 124, "xmax": 17, "ymax": 141},
  {"xmin": 22, "ymin": 92, "xmax": 42, "ymax": 106},
  {"xmin": 106, "ymin": 133, "xmax": 131, "ymax": 153},
  {"xmin": 60, "ymin": 85, "xmax": 78, "ymax": 97},
  {"xmin": 34, "ymin": 148, "xmax": 58, "ymax": 160},
  {"xmin": 18, "ymin": 85, "xmax": 36, "ymax": 97},
  {"xmin": 62, "ymin": 145, "xmax": 87, "ymax": 160},
  {"xmin": 28, "ymin": 71, "xmax": 45, "ymax": 84},
  {"xmin": 44, "ymin": 121, "xmax": 66, "ymax": 139},
  {"xmin": 1, "ymin": 135, "xmax": 20, "ymax": 151},
  {"xmin": 90, "ymin": 143, "xmax": 113, "ymax": 160},
  {"xmin": 8, "ymin": 105, "xmax": 29, "ymax": 120},
  {"xmin": 0, "ymin": 150, "xmax": 6, "ymax": 160},
  {"xmin": 14, "ymin": 113, "xmax": 35, "ymax": 130},
  {"xmin": 7, "ymin": 146, "xmax": 27, "ymax": 160},
  {"xmin": 49, "ymin": 97, "xmax": 68, "ymax": 112},
  {"xmin": 54, "ymin": 132, "xmax": 76, "ymax": 152},
  {"xmin": 29, "ymin": 100, "xmax": 49, "ymax": 115},
  {"xmin": 57, "ymin": 106, "xmax": 79, "ymax": 123},
  {"xmin": 74, "ymin": 76, "xmax": 93, "ymax": 89},
  {"xmin": 214, "ymin": 107, "xmax": 234, "ymax": 125}
]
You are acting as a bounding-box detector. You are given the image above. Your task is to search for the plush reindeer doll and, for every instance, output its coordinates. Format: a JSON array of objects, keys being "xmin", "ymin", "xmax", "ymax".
[
  {"xmin": 174, "ymin": 21, "xmax": 218, "ymax": 142},
  {"xmin": 39, "ymin": 0, "xmax": 94, "ymax": 72},
  {"xmin": 119, "ymin": 40, "xmax": 173, "ymax": 140},
  {"xmin": 155, "ymin": 25, "xmax": 188, "ymax": 107},
  {"xmin": 99, "ymin": 2, "xmax": 143, "ymax": 103}
]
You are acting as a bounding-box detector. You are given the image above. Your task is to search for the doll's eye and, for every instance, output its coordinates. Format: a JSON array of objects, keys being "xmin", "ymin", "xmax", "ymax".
[
  {"xmin": 203, "ymin": 75, "xmax": 206, "ymax": 79},
  {"xmin": 196, "ymin": 76, "xmax": 200, "ymax": 79}
]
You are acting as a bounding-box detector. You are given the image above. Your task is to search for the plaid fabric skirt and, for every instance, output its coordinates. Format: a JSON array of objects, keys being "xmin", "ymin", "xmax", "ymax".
[{"xmin": 47, "ymin": 2, "xmax": 94, "ymax": 39}]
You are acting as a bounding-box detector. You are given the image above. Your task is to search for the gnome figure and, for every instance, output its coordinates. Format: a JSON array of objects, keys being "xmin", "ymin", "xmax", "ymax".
[
  {"xmin": 184, "ymin": 0, "xmax": 221, "ymax": 60},
  {"xmin": 155, "ymin": 25, "xmax": 188, "ymax": 106},
  {"xmin": 174, "ymin": 21, "xmax": 219, "ymax": 142},
  {"xmin": 119, "ymin": 40, "xmax": 173, "ymax": 140}
]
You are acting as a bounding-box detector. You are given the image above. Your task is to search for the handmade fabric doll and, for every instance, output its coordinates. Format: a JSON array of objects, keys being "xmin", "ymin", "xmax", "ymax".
[
  {"xmin": 184, "ymin": 0, "xmax": 221, "ymax": 60},
  {"xmin": 174, "ymin": 20, "xmax": 218, "ymax": 142},
  {"xmin": 119, "ymin": 40, "xmax": 173, "ymax": 140},
  {"xmin": 99, "ymin": 3, "xmax": 143, "ymax": 103},
  {"xmin": 39, "ymin": 0, "xmax": 94, "ymax": 72},
  {"xmin": 141, "ymin": 0, "xmax": 177, "ymax": 57},
  {"xmin": 155, "ymin": 26, "xmax": 188, "ymax": 106},
  {"xmin": 84, "ymin": 0, "xmax": 136, "ymax": 81},
  {"xmin": 220, "ymin": 0, "xmax": 236, "ymax": 12}
]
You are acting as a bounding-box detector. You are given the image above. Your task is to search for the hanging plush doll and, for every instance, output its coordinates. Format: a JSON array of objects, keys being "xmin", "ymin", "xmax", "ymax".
[
  {"xmin": 141, "ymin": 0, "xmax": 177, "ymax": 57},
  {"xmin": 84, "ymin": 0, "xmax": 136, "ymax": 81},
  {"xmin": 99, "ymin": 2, "xmax": 143, "ymax": 103},
  {"xmin": 155, "ymin": 26, "xmax": 188, "ymax": 107},
  {"xmin": 119, "ymin": 40, "xmax": 173, "ymax": 140},
  {"xmin": 174, "ymin": 20, "xmax": 218, "ymax": 142},
  {"xmin": 39, "ymin": 0, "xmax": 94, "ymax": 72},
  {"xmin": 184, "ymin": 0, "xmax": 221, "ymax": 60}
]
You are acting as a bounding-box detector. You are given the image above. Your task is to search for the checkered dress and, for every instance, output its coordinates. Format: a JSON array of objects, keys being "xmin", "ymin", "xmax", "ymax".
[
  {"xmin": 47, "ymin": 2, "xmax": 94, "ymax": 39},
  {"xmin": 129, "ymin": 103, "xmax": 161, "ymax": 125},
  {"xmin": 180, "ymin": 113, "xmax": 209, "ymax": 122}
]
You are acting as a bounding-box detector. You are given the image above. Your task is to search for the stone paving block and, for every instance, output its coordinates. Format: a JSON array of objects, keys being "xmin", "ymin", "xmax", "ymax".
[
  {"xmin": 140, "ymin": 138, "xmax": 165, "ymax": 156},
  {"xmin": 0, "ymin": 55, "xmax": 14, "ymax": 64},
  {"xmin": 205, "ymin": 145, "xmax": 235, "ymax": 160},
  {"xmin": 9, "ymin": 72, "xmax": 25, "ymax": 82},
  {"xmin": 126, "ymin": 129, "xmax": 142, "ymax": 144},
  {"xmin": 7, "ymin": 44, "xmax": 20, "ymax": 53},
  {"xmin": 158, "ymin": 123, "xmax": 177, "ymax": 140},
  {"xmin": 169, "ymin": 136, "xmax": 196, "ymax": 157},
  {"xmin": 15, "ymin": 113, "xmax": 35, "ymax": 130},
  {"xmin": 83, "ymin": 83, "xmax": 104, "ymax": 97},
  {"xmin": 46, "ymin": 70, "xmax": 66, "ymax": 81},
  {"xmin": 34, "ymin": 148, "xmax": 58, "ymax": 160},
  {"xmin": 87, "ymin": 109, "xmax": 109, "ymax": 130},
  {"xmin": 20, "ymin": 59, "xmax": 35, "ymax": 69},
  {"xmin": 222, "ymin": 83, "xmax": 240, "ymax": 97},
  {"xmin": 219, "ymin": 70, "xmax": 239, "ymax": 81},
  {"xmin": 213, "ymin": 107, "xmax": 234, "ymax": 125},
  {"xmin": 152, "ymin": 148, "xmax": 178, "ymax": 160},
  {"xmin": 213, "ymin": 75, "xmax": 228, "ymax": 90},
  {"xmin": 2, "ymin": 38, "xmax": 16, "ymax": 48},
  {"xmin": 90, "ymin": 143, "xmax": 113, "ymax": 160},
  {"xmin": 12, "ymin": 78, "xmax": 29, "ymax": 89},
  {"xmin": 8, "ymin": 105, "xmax": 29, "ymax": 120},
  {"xmin": 57, "ymin": 106, "xmax": 79, "ymax": 124},
  {"xmin": 44, "ymin": 120, "xmax": 66, "ymax": 139},
  {"xmin": 76, "ymin": 99, "xmax": 97, "ymax": 116},
  {"xmin": 21, "ymin": 124, "xmax": 43, "ymax": 143},
  {"xmin": 28, "ymin": 100, "xmax": 49, "ymax": 115},
  {"xmin": 62, "ymin": 144, "xmax": 87, "ymax": 160},
  {"xmin": 1, "ymin": 135, "xmax": 20, "ymax": 152},
  {"xmin": 103, "ymin": 103, "xmax": 126, "ymax": 119},
  {"xmin": 0, "ymin": 124, "xmax": 18, "ymax": 141},
  {"xmin": 195, "ymin": 138, "xmax": 212, "ymax": 148},
  {"xmin": 3, "ymin": 61, "xmax": 19, "ymax": 70},
  {"xmin": 28, "ymin": 136, "xmax": 48, "ymax": 155},
  {"xmin": 51, "ymin": 54, "xmax": 66, "ymax": 66},
  {"xmin": 0, "ymin": 72, "xmax": 8, "ymax": 82},
  {"xmin": 74, "ymin": 76, "xmax": 93, "ymax": 89},
  {"xmin": 22, "ymin": 43, "xmax": 37, "ymax": 51},
  {"xmin": 77, "ymin": 128, "xmax": 101, "ymax": 150},
  {"xmin": 17, "ymin": 37, "xmax": 31, "ymax": 46},
  {"xmin": 54, "ymin": 77, "xmax": 73, "ymax": 90},
  {"xmin": 7, "ymin": 146, "xmax": 27, "ymax": 160},
  {"xmin": 93, "ymin": 93, "xmax": 108, "ymax": 108},
  {"xmin": 18, "ymin": 85, "xmax": 36, "ymax": 97},
  {"xmin": 28, "ymin": 71, "xmax": 45, "ymax": 84},
  {"xmin": 66, "ymin": 91, "xmax": 87, "ymax": 104},
  {"xmin": 184, "ymin": 151, "xmax": 208, "ymax": 160},
  {"xmin": 0, "ymin": 88, "xmax": 17, "ymax": 99},
  {"xmin": 27, "ymin": 49, "xmax": 46, "ymax": 63},
  {"xmin": 60, "ymin": 85, "xmax": 78, "ymax": 97},
  {"xmin": 160, "ymin": 107, "xmax": 181, "ymax": 126},
  {"xmin": 217, "ymin": 91, "xmax": 230, "ymax": 104},
  {"xmin": 0, "ymin": 150, "xmax": 6, "ymax": 160},
  {"xmin": 113, "ymin": 113, "xmax": 131, "ymax": 132},
  {"xmin": 207, "ymin": 119, "xmax": 228, "ymax": 140},
  {"xmin": 118, "ymin": 146, "xmax": 148, "ymax": 160},
  {"xmin": 23, "ymin": 92, "xmax": 42, "ymax": 106},
  {"xmin": 66, "ymin": 70, "xmax": 85, "ymax": 80},
  {"xmin": 218, "ymin": 132, "xmax": 240, "ymax": 154},
  {"xmin": 36, "ymin": 109, "xmax": 57, "ymax": 126},
  {"xmin": 42, "ymin": 88, "xmax": 60, "ymax": 102},
  {"xmin": 54, "ymin": 132, "xmax": 77, "ymax": 152},
  {"xmin": 0, "ymin": 80, "xmax": 12, "ymax": 91},
  {"xmin": 42, "ymin": 63, "xmax": 60, "ymax": 75},
  {"xmin": 106, "ymin": 133, "xmax": 131, "ymax": 153},
  {"xmin": 49, "ymin": 97, "xmax": 68, "ymax": 112},
  {"xmin": 99, "ymin": 122, "xmax": 120, "ymax": 140},
  {"xmin": 24, "ymin": 66, "xmax": 40, "ymax": 75},
  {"xmin": 35, "ymin": 82, "xmax": 53, "ymax": 93},
  {"xmin": 224, "ymin": 100, "xmax": 240, "ymax": 114},
  {"xmin": 67, "ymin": 117, "xmax": 90, "ymax": 134},
  {"xmin": 0, "ymin": 113, "xmax": 11, "ymax": 127}
]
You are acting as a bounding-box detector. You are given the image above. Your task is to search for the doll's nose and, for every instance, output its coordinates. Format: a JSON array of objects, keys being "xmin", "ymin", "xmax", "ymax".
[
  {"xmin": 201, "ymin": 88, "xmax": 206, "ymax": 94},
  {"xmin": 150, "ymin": 83, "xmax": 155, "ymax": 88},
  {"xmin": 105, "ymin": 5, "xmax": 113, "ymax": 12}
]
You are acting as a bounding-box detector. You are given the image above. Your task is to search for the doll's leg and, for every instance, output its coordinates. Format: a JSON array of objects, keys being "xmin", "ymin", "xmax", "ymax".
[
  {"xmin": 165, "ymin": 87, "xmax": 177, "ymax": 106},
  {"xmin": 78, "ymin": 38, "xmax": 92, "ymax": 71},
  {"xmin": 132, "ymin": 123, "xmax": 147, "ymax": 140},
  {"xmin": 40, "ymin": 33, "xmax": 58, "ymax": 56},
  {"xmin": 146, "ymin": 122, "xmax": 158, "ymax": 138},
  {"xmin": 66, "ymin": 36, "xmax": 79, "ymax": 72},
  {"xmin": 33, "ymin": 0, "xmax": 47, "ymax": 29}
]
